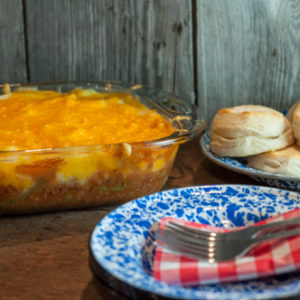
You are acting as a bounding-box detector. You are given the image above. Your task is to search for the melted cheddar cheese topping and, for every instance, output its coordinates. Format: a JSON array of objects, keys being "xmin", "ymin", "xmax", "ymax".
[{"xmin": 0, "ymin": 88, "xmax": 174, "ymax": 150}]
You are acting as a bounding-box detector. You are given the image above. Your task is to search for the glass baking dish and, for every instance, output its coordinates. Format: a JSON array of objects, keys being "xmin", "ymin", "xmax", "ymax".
[{"xmin": 0, "ymin": 82, "xmax": 205, "ymax": 214}]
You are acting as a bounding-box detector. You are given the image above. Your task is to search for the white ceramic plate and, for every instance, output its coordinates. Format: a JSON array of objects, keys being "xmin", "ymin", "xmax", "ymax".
[
  {"xmin": 90, "ymin": 184, "xmax": 300, "ymax": 300},
  {"xmin": 200, "ymin": 131, "xmax": 300, "ymax": 191}
]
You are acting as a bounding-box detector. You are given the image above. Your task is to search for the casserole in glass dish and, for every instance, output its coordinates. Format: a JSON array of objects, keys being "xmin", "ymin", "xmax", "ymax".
[{"xmin": 0, "ymin": 82, "xmax": 205, "ymax": 214}]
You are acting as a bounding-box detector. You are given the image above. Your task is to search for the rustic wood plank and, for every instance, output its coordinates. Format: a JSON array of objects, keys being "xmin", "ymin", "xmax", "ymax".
[
  {"xmin": 0, "ymin": 0, "xmax": 27, "ymax": 83},
  {"xmin": 196, "ymin": 0, "xmax": 300, "ymax": 122},
  {"xmin": 25, "ymin": 0, "xmax": 195, "ymax": 102},
  {"xmin": 0, "ymin": 208, "xmax": 116, "ymax": 299}
]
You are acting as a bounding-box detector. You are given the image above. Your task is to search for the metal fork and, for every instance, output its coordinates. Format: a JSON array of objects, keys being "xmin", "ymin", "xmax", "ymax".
[
  {"xmin": 167, "ymin": 216, "xmax": 300, "ymax": 241},
  {"xmin": 156, "ymin": 217, "xmax": 300, "ymax": 262}
]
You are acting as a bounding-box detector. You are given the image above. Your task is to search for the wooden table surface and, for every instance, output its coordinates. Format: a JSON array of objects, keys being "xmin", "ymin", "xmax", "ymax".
[{"xmin": 0, "ymin": 136, "xmax": 280, "ymax": 300}]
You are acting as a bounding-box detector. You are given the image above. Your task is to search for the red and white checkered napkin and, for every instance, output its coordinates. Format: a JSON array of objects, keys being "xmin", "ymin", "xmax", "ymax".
[{"xmin": 153, "ymin": 208, "xmax": 300, "ymax": 286}]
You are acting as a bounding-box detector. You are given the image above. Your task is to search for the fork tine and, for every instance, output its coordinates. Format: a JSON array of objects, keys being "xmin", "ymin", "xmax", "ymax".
[
  {"xmin": 167, "ymin": 221, "xmax": 217, "ymax": 237},
  {"xmin": 157, "ymin": 233, "xmax": 212, "ymax": 253},
  {"xmin": 158, "ymin": 228, "xmax": 216, "ymax": 249},
  {"xmin": 166, "ymin": 221, "xmax": 218, "ymax": 241},
  {"xmin": 156, "ymin": 231, "xmax": 214, "ymax": 257},
  {"xmin": 167, "ymin": 221, "xmax": 246, "ymax": 242},
  {"xmin": 167, "ymin": 216, "xmax": 300, "ymax": 241},
  {"xmin": 156, "ymin": 232, "xmax": 220, "ymax": 263},
  {"xmin": 162, "ymin": 228, "xmax": 217, "ymax": 248}
]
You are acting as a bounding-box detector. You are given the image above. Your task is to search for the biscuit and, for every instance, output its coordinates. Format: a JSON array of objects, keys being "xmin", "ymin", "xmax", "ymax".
[
  {"xmin": 287, "ymin": 101, "xmax": 300, "ymax": 146},
  {"xmin": 247, "ymin": 145, "xmax": 300, "ymax": 176},
  {"xmin": 210, "ymin": 105, "xmax": 294, "ymax": 157}
]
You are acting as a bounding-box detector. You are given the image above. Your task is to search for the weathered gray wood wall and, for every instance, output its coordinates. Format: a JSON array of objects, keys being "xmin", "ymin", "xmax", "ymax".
[
  {"xmin": 196, "ymin": 0, "xmax": 300, "ymax": 120},
  {"xmin": 1, "ymin": 0, "xmax": 300, "ymax": 122},
  {"xmin": 0, "ymin": 0, "xmax": 27, "ymax": 83}
]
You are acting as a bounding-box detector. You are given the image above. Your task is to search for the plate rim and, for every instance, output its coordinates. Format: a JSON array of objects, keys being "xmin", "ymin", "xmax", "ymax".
[
  {"xmin": 89, "ymin": 184, "xmax": 300, "ymax": 300},
  {"xmin": 200, "ymin": 131, "xmax": 300, "ymax": 182}
]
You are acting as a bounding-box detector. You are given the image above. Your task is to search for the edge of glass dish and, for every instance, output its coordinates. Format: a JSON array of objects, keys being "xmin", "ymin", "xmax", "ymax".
[{"xmin": 0, "ymin": 81, "xmax": 206, "ymax": 154}]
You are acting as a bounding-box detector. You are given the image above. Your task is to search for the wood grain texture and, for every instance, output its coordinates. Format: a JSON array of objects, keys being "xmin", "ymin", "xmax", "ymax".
[
  {"xmin": 24, "ymin": 0, "xmax": 195, "ymax": 102},
  {"xmin": 0, "ymin": 209, "xmax": 118, "ymax": 300},
  {"xmin": 0, "ymin": 0, "xmax": 27, "ymax": 83},
  {"xmin": 196, "ymin": 0, "xmax": 300, "ymax": 122}
]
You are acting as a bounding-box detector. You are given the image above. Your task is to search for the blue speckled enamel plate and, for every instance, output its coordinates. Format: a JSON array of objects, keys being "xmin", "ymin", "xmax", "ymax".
[
  {"xmin": 90, "ymin": 185, "xmax": 300, "ymax": 300},
  {"xmin": 200, "ymin": 131, "xmax": 300, "ymax": 191}
]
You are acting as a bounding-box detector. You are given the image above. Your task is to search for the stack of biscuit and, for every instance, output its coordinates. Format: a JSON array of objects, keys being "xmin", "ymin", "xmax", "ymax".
[{"xmin": 210, "ymin": 103, "xmax": 300, "ymax": 176}]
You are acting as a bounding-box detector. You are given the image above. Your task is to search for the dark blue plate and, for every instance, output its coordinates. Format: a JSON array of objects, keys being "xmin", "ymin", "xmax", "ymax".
[{"xmin": 200, "ymin": 131, "xmax": 300, "ymax": 191}]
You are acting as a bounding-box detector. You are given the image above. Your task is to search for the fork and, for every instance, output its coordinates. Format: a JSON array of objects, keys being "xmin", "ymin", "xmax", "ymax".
[
  {"xmin": 155, "ymin": 217, "xmax": 300, "ymax": 262},
  {"xmin": 166, "ymin": 216, "xmax": 300, "ymax": 241}
]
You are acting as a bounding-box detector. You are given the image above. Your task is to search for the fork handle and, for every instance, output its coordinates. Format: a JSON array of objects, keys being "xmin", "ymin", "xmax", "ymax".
[
  {"xmin": 235, "ymin": 228, "xmax": 300, "ymax": 259},
  {"xmin": 249, "ymin": 216, "xmax": 300, "ymax": 237},
  {"xmin": 253, "ymin": 227, "xmax": 300, "ymax": 243}
]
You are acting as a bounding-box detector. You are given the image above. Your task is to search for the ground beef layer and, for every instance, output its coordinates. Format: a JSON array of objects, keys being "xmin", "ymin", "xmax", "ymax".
[{"xmin": 0, "ymin": 150, "xmax": 176, "ymax": 214}]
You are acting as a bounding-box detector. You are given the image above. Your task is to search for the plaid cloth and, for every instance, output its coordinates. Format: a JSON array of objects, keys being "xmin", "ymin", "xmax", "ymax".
[{"xmin": 153, "ymin": 208, "xmax": 300, "ymax": 286}]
